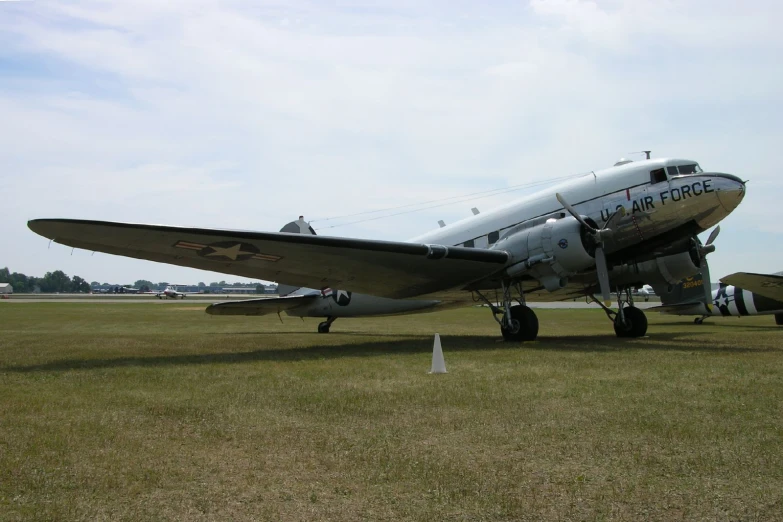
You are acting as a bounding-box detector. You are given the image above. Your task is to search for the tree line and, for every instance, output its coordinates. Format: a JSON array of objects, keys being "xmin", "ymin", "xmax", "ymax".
[
  {"xmin": 1, "ymin": 267, "xmax": 91, "ymax": 293},
  {"xmin": 1, "ymin": 268, "xmax": 274, "ymax": 294}
]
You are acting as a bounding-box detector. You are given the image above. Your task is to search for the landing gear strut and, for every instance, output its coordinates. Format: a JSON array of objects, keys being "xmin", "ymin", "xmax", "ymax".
[
  {"xmin": 317, "ymin": 316, "xmax": 336, "ymax": 333},
  {"xmin": 475, "ymin": 281, "xmax": 539, "ymax": 342},
  {"xmin": 591, "ymin": 288, "xmax": 648, "ymax": 338}
]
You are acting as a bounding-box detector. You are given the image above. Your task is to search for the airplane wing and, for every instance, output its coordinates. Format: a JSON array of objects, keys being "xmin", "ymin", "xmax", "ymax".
[
  {"xmin": 28, "ymin": 219, "xmax": 509, "ymax": 299},
  {"xmin": 721, "ymin": 272, "xmax": 783, "ymax": 301},
  {"xmin": 206, "ymin": 295, "xmax": 317, "ymax": 316},
  {"xmin": 646, "ymin": 301, "xmax": 706, "ymax": 313}
]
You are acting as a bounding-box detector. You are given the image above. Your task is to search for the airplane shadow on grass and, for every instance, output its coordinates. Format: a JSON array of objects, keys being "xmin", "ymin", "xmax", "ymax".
[{"xmin": 5, "ymin": 331, "xmax": 779, "ymax": 374}]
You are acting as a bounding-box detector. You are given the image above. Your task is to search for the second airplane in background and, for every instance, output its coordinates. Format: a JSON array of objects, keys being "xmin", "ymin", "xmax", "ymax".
[{"xmin": 656, "ymin": 271, "xmax": 783, "ymax": 325}]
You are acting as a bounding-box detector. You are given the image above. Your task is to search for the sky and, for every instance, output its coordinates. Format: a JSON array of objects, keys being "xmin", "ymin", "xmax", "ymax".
[{"xmin": 1, "ymin": 0, "xmax": 782, "ymax": 286}]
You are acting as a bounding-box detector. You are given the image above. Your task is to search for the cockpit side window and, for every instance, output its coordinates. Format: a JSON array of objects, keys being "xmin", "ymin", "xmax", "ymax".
[
  {"xmin": 650, "ymin": 168, "xmax": 667, "ymax": 184},
  {"xmin": 667, "ymin": 166, "xmax": 679, "ymax": 176}
]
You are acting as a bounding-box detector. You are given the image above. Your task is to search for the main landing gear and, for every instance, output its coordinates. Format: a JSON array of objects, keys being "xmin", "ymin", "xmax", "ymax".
[
  {"xmin": 475, "ymin": 281, "xmax": 539, "ymax": 342},
  {"xmin": 694, "ymin": 316, "xmax": 707, "ymax": 325},
  {"xmin": 317, "ymin": 316, "xmax": 336, "ymax": 333},
  {"xmin": 591, "ymin": 288, "xmax": 648, "ymax": 338}
]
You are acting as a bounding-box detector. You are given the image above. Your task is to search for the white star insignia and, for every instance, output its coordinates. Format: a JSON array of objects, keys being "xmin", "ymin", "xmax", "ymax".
[{"xmin": 206, "ymin": 244, "xmax": 254, "ymax": 261}]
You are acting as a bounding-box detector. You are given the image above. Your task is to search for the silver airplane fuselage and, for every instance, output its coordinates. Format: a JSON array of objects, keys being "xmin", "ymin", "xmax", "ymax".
[
  {"xmin": 412, "ymin": 158, "xmax": 744, "ymax": 258},
  {"xmin": 283, "ymin": 158, "xmax": 745, "ymax": 318}
]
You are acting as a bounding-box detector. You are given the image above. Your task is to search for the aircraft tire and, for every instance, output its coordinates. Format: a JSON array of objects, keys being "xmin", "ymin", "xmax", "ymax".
[
  {"xmin": 775, "ymin": 313, "xmax": 783, "ymax": 326},
  {"xmin": 614, "ymin": 306, "xmax": 648, "ymax": 338},
  {"xmin": 317, "ymin": 321, "xmax": 331, "ymax": 334},
  {"xmin": 694, "ymin": 317, "xmax": 704, "ymax": 325},
  {"xmin": 501, "ymin": 305, "xmax": 539, "ymax": 342}
]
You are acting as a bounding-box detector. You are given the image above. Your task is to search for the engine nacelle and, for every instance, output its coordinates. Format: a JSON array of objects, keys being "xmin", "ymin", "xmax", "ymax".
[
  {"xmin": 493, "ymin": 216, "xmax": 595, "ymax": 290},
  {"xmin": 609, "ymin": 251, "xmax": 701, "ymax": 287}
]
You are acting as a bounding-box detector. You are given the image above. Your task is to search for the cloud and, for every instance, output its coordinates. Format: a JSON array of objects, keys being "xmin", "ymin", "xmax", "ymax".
[{"xmin": 2, "ymin": 0, "xmax": 782, "ymax": 284}]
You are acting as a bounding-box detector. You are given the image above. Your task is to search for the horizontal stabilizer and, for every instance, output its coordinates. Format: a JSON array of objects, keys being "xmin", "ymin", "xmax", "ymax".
[
  {"xmin": 205, "ymin": 295, "xmax": 317, "ymax": 316},
  {"xmin": 721, "ymin": 272, "xmax": 783, "ymax": 301},
  {"xmin": 647, "ymin": 301, "xmax": 705, "ymax": 313}
]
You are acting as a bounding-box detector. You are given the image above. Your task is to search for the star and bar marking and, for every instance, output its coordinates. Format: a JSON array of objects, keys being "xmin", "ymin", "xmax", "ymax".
[{"xmin": 173, "ymin": 240, "xmax": 281, "ymax": 262}]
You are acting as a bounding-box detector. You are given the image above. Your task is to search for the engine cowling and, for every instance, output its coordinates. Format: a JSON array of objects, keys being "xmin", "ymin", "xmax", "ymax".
[
  {"xmin": 493, "ymin": 217, "xmax": 596, "ymax": 291},
  {"xmin": 609, "ymin": 251, "xmax": 701, "ymax": 288}
]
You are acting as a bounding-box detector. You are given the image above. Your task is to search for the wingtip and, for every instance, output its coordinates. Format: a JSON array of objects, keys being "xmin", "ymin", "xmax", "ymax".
[{"xmin": 27, "ymin": 218, "xmax": 55, "ymax": 237}]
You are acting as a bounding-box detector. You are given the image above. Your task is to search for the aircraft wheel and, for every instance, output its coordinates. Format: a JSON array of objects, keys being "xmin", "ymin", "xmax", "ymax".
[
  {"xmin": 317, "ymin": 321, "xmax": 331, "ymax": 334},
  {"xmin": 501, "ymin": 305, "xmax": 539, "ymax": 342},
  {"xmin": 694, "ymin": 317, "xmax": 705, "ymax": 325},
  {"xmin": 614, "ymin": 306, "xmax": 648, "ymax": 338},
  {"xmin": 775, "ymin": 313, "xmax": 783, "ymax": 326}
]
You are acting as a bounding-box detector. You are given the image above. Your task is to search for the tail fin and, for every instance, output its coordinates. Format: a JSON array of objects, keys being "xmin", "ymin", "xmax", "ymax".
[
  {"xmin": 276, "ymin": 216, "xmax": 316, "ymax": 296},
  {"xmin": 280, "ymin": 216, "xmax": 317, "ymax": 236}
]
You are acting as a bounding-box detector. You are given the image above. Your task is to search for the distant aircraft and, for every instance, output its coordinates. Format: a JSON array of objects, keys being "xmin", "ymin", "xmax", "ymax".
[
  {"xmin": 632, "ymin": 284, "xmax": 655, "ymax": 301},
  {"xmin": 654, "ymin": 271, "xmax": 783, "ymax": 325},
  {"xmin": 29, "ymin": 157, "xmax": 746, "ymax": 340},
  {"xmin": 155, "ymin": 285, "xmax": 195, "ymax": 299}
]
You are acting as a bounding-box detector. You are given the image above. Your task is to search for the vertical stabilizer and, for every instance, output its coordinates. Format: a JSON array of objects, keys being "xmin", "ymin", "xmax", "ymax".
[
  {"xmin": 277, "ymin": 216, "xmax": 316, "ymax": 296},
  {"xmin": 280, "ymin": 215, "xmax": 317, "ymax": 236}
]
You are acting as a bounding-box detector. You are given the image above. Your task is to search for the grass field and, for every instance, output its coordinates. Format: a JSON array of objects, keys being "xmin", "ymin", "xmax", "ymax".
[{"xmin": 1, "ymin": 303, "xmax": 781, "ymax": 521}]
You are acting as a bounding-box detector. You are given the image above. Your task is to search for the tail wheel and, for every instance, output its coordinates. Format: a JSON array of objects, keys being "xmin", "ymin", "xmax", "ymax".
[
  {"xmin": 614, "ymin": 306, "xmax": 648, "ymax": 338},
  {"xmin": 501, "ymin": 305, "xmax": 539, "ymax": 342}
]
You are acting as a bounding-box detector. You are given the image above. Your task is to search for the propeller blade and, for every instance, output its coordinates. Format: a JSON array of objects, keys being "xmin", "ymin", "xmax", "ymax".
[
  {"xmin": 705, "ymin": 225, "xmax": 721, "ymax": 246},
  {"xmin": 594, "ymin": 245, "xmax": 612, "ymax": 305},
  {"xmin": 701, "ymin": 258, "xmax": 714, "ymax": 313},
  {"xmin": 556, "ymin": 193, "xmax": 595, "ymax": 231},
  {"xmin": 602, "ymin": 206, "xmax": 626, "ymax": 232}
]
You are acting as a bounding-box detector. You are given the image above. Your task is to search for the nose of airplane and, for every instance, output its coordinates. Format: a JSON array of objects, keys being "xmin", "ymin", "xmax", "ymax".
[{"xmin": 710, "ymin": 173, "xmax": 746, "ymax": 212}]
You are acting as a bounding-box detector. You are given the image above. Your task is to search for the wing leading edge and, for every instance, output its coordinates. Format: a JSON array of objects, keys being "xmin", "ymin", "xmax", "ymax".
[
  {"xmin": 28, "ymin": 219, "xmax": 508, "ymax": 299},
  {"xmin": 721, "ymin": 272, "xmax": 783, "ymax": 302}
]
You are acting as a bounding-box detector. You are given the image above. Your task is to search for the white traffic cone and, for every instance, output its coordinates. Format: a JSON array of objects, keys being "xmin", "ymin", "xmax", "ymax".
[{"xmin": 429, "ymin": 333, "xmax": 447, "ymax": 374}]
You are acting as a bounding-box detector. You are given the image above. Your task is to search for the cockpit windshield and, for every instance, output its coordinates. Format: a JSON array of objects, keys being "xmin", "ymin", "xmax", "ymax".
[{"xmin": 669, "ymin": 163, "xmax": 702, "ymax": 175}]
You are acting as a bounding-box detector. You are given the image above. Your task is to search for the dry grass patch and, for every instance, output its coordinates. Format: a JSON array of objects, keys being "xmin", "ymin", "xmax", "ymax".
[{"xmin": 1, "ymin": 303, "xmax": 782, "ymax": 520}]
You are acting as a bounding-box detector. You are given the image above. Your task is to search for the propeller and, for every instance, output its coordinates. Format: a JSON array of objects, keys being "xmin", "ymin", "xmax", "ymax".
[
  {"xmin": 701, "ymin": 255, "xmax": 714, "ymax": 313},
  {"xmin": 695, "ymin": 226, "xmax": 720, "ymax": 310},
  {"xmin": 556, "ymin": 193, "xmax": 625, "ymax": 305},
  {"xmin": 698, "ymin": 225, "xmax": 720, "ymax": 257}
]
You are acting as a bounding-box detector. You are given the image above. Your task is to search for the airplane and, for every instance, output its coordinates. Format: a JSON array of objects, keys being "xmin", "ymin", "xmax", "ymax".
[
  {"xmin": 632, "ymin": 284, "xmax": 655, "ymax": 301},
  {"xmin": 654, "ymin": 271, "xmax": 783, "ymax": 325},
  {"xmin": 154, "ymin": 285, "xmax": 195, "ymax": 299},
  {"xmin": 28, "ymin": 156, "xmax": 746, "ymax": 341}
]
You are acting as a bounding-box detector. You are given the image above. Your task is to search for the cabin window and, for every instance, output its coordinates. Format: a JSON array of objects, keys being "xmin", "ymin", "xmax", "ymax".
[
  {"xmin": 488, "ymin": 231, "xmax": 500, "ymax": 244},
  {"xmin": 463, "ymin": 239, "xmax": 475, "ymax": 248},
  {"xmin": 667, "ymin": 166, "xmax": 679, "ymax": 176},
  {"xmin": 650, "ymin": 168, "xmax": 667, "ymax": 184}
]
